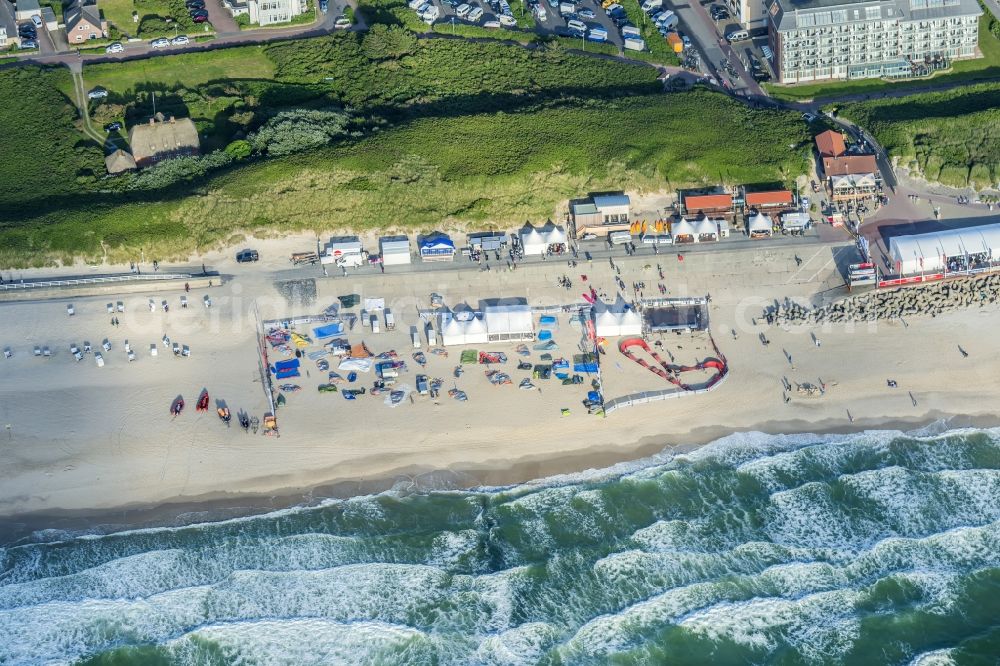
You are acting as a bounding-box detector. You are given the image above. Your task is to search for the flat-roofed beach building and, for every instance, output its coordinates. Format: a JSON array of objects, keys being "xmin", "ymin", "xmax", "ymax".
[{"xmin": 765, "ymin": 0, "xmax": 981, "ymax": 84}]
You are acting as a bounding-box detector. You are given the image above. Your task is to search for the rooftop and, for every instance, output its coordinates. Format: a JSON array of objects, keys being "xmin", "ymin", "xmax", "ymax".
[
  {"xmin": 593, "ymin": 194, "xmax": 630, "ymax": 209},
  {"xmin": 823, "ymin": 154, "xmax": 878, "ymax": 176},
  {"xmin": 815, "ymin": 130, "xmax": 846, "ymax": 158},
  {"xmin": 684, "ymin": 193, "xmax": 733, "ymax": 211},
  {"xmin": 17, "ymin": 0, "xmax": 40, "ymax": 12},
  {"xmin": 746, "ymin": 190, "xmax": 794, "ymax": 206},
  {"xmin": 768, "ymin": 0, "xmax": 981, "ymax": 31}
]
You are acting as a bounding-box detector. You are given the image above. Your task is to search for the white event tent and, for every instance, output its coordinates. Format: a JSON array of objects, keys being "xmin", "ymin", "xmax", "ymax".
[{"xmin": 889, "ymin": 223, "xmax": 1000, "ymax": 275}]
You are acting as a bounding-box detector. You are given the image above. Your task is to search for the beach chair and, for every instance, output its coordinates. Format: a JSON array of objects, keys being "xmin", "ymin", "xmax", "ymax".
[
  {"xmin": 106, "ymin": 303, "xmax": 114, "ymax": 314},
  {"xmin": 33, "ymin": 346, "xmax": 41, "ymax": 357},
  {"xmin": 203, "ymin": 295, "xmax": 212, "ymax": 308},
  {"xmin": 128, "ymin": 350, "xmax": 136, "ymax": 362},
  {"xmin": 67, "ymin": 304, "xmax": 75, "ymax": 316},
  {"xmin": 172, "ymin": 342, "xmax": 180, "ymax": 356},
  {"xmin": 162, "ymin": 334, "xmax": 170, "ymax": 348},
  {"xmin": 83, "ymin": 341, "xmax": 91, "ymax": 354},
  {"xmin": 42, "ymin": 346, "xmax": 51, "ymax": 357},
  {"xmin": 102, "ymin": 339, "xmax": 111, "ymax": 352},
  {"xmin": 95, "ymin": 352, "xmax": 104, "ymax": 367},
  {"xmin": 124, "ymin": 340, "xmax": 131, "ymax": 354},
  {"xmin": 180, "ymin": 295, "xmax": 188, "ymax": 308},
  {"xmin": 150, "ymin": 344, "xmax": 157, "ymax": 357},
  {"xmin": 117, "ymin": 301, "xmax": 124, "ymax": 313},
  {"xmin": 3, "ymin": 348, "xmax": 11, "ymax": 359},
  {"xmin": 181, "ymin": 345, "xmax": 190, "ymax": 357}
]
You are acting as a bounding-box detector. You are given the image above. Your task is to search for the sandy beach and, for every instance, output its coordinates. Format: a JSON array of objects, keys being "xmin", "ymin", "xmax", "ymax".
[{"xmin": 2, "ymin": 232, "xmax": 998, "ymax": 530}]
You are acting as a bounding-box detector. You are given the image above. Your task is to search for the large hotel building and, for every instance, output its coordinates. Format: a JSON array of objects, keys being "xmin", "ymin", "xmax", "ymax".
[{"xmin": 765, "ymin": 0, "xmax": 982, "ymax": 83}]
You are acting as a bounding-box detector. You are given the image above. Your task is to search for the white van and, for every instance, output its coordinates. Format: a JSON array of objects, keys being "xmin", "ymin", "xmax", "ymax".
[
  {"xmin": 621, "ymin": 24, "xmax": 641, "ymax": 39},
  {"xmin": 468, "ymin": 6, "xmax": 483, "ymax": 20},
  {"xmin": 640, "ymin": 0, "xmax": 661, "ymax": 11},
  {"xmin": 371, "ymin": 314, "xmax": 381, "ymax": 334},
  {"xmin": 412, "ymin": 327, "xmax": 422, "ymax": 349},
  {"xmin": 426, "ymin": 323, "xmax": 437, "ymax": 346},
  {"xmin": 559, "ymin": 0, "xmax": 574, "ymax": 14},
  {"xmin": 609, "ymin": 230, "xmax": 632, "ymax": 245},
  {"xmin": 456, "ymin": 3, "xmax": 471, "ymax": 16},
  {"xmin": 726, "ymin": 29, "xmax": 749, "ymax": 42},
  {"xmin": 567, "ymin": 18, "xmax": 587, "ymax": 33}
]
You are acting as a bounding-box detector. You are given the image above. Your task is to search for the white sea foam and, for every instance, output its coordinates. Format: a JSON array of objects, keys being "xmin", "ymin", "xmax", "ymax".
[
  {"xmin": 473, "ymin": 621, "xmax": 561, "ymax": 666},
  {"xmin": 679, "ymin": 589, "xmax": 863, "ymax": 661},
  {"xmin": 429, "ymin": 530, "xmax": 481, "ymax": 569},
  {"xmin": 170, "ymin": 618, "xmax": 440, "ymax": 665},
  {"xmin": 908, "ymin": 647, "xmax": 957, "ymax": 666}
]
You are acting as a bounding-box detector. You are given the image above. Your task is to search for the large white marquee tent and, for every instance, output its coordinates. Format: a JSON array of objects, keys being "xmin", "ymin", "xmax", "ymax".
[{"xmin": 889, "ymin": 223, "xmax": 1000, "ymax": 275}]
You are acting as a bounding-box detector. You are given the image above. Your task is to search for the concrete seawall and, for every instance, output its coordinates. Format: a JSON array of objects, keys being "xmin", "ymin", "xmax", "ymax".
[{"xmin": 0, "ymin": 275, "xmax": 219, "ymax": 303}]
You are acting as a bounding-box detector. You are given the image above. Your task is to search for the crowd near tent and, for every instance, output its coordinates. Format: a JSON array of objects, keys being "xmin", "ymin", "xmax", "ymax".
[
  {"xmin": 748, "ymin": 213, "xmax": 772, "ymax": 238},
  {"xmin": 419, "ymin": 233, "xmax": 456, "ymax": 261},
  {"xmin": 379, "ymin": 236, "xmax": 412, "ymax": 265},
  {"xmin": 484, "ymin": 303, "xmax": 534, "ymax": 342},
  {"xmin": 520, "ymin": 223, "xmax": 567, "ymax": 256},
  {"xmin": 593, "ymin": 298, "xmax": 642, "ymax": 337},
  {"xmin": 889, "ymin": 223, "xmax": 1000, "ymax": 275},
  {"xmin": 440, "ymin": 312, "xmax": 489, "ymax": 346}
]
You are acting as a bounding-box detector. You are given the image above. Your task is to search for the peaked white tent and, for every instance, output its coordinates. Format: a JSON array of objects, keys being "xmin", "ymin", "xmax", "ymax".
[
  {"xmin": 520, "ymin": 223, "xmax": 567, "ymax": 256},
  {"xmin": 439, "ymin": 312, "xmax": 490, "ymax": 346},
  {"xmin": 671, "ymin": 218, "xmax": 697, "ymax": 243},
  {"xmin": 592, "ymin": 298, "xmax": 642, "ymax": 337},
  {"xmin": 694, "ymin": 218, "xmax": 718, "ymax": 241},
  {"xmin": 748, "ymin": 213, "xmax": 772, "ymax": 238}
]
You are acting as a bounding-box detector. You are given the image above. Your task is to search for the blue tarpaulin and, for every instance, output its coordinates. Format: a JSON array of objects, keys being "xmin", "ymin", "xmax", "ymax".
[
  {"xmin": 538, "ymin": 330, "xmax": 553, "ymax": 341},
  {"xmin": 313, "ymin": 322, "xmax": 345, "ymax": 339},
  {"xmin": 274, "ymin": 358, "xmax": 300, "ymax": 372},
  {"xmin": 539, "ymin": 315, "xmax": 557, "ymax": 326}
]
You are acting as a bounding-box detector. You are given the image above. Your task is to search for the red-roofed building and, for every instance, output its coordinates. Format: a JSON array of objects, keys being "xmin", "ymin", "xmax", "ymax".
[
  {"xmin": 815, "ymin": 130, "xmax": 846, "ymax": 158},
  {"xmin": 744, "ymin": 190, "xmax": 794, "ymax": 209},
  {"xmin": 682, "ymin": 193, "xmax": 733, "ymax": 216}
]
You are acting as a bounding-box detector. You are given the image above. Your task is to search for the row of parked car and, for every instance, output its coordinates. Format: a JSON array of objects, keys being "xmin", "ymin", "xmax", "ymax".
[
  {"xmin": 16, "ymin": 16, "xmax": 41, "ymax": 49},
  {"xmin": 105, "ymin": 33, "xmax": 190, "ymax": 54}
]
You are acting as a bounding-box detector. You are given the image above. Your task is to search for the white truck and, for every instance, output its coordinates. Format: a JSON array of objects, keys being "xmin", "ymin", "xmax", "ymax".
[
  {"xmin": 609, "ymin": 230, "xmax": 632, "ymax": 245},
  {"xmin": 420, "ymin": 4, "xmax": 440, "ymax": 23},
  {"xmin": 559, "ymin": 1, "xmax": 574, "ymax": 15},
  {"xmin": 384, "ymin": 309, "xmax": 395, "ymax": 331},
  {"xmin": 621, "ymin": 25, "xmax": 641, "ymax": 39},
  {"xmin": 371, "ymin": 314, "xmax": 381, "ymax": 334}
]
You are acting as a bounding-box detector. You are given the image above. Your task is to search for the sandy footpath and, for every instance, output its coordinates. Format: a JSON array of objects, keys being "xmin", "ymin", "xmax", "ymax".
[{"xmin": 1, "ymin": 236, "xmax": 997, "ymax": 521}]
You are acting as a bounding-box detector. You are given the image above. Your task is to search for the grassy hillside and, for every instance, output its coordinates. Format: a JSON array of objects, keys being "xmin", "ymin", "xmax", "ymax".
[
  {"xmin": 0, "ymin": 67, "xmax": 104, "ymax": 214},
  {"xmin": 0, "ymin": 34, "xmax": 810, "ymax": 266},
  {"xmin": 835, "ymin": 83, "xmax": 1000, "ymax": 189}
]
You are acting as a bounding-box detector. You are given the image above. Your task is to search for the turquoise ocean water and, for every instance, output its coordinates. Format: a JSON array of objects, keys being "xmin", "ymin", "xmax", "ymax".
[{"xmin": 2, "ymin": 428, "xmax": 1000, "ymax": 665}]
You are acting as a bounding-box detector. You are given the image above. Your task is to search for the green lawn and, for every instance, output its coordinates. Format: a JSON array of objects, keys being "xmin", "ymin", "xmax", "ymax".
[
  {"xmin": 101, "ymin": 0, "xmax": 139, "ymax": 35},
  {"xmin": 765, "ymin": 13, "xmax": 1000, "ymax": 102},
  {"xmin": 82, "ymin": 45, "xmax": 275, "ymax": 92}
]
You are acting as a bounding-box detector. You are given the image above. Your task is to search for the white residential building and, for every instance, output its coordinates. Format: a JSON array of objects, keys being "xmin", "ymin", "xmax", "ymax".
[
  {"xmin": 0, "ymin": 0, "xmax": 18, "ymax": 48},
  {"xmin": 729, "ymin": 0, "xmax": 768, "ymax": 28},
  {"xmin": 248, "ymin": 0, "xmax": 306, "ymax": 25},
  {"xmin": 766, "ymin": 0, "xmax": 981, "ymax": 83}
]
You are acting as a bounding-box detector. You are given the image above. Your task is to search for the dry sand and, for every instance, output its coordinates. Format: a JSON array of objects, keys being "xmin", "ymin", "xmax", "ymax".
[{"xmin": 1, "ymin": 235, "xmax": 997, "ymax": 523}]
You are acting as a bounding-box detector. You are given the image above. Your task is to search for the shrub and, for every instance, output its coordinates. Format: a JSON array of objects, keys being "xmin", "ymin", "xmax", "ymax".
[{"xmin": 249, "ymin": 108, "xmax": 351, "ymax": 156}]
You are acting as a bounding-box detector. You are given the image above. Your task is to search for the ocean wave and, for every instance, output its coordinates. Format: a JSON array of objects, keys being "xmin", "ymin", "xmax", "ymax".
[{"xmin": 4, "ymin": 427, "xmax": 1000, "ymax": 664}]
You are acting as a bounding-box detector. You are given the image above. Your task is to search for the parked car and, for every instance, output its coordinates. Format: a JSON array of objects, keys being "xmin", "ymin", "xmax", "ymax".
[
  {"xmin": 19, "ymin": 39, "xmax": 38, "ymax": 49},
  {"xmin": 467, "ymin": 6, "xmax": 483, "ymax": 20},
  {"xmin": 577, "ymin": 7, "xmax": 594, "ymax": 17},
  {"xmin": 190, "ymin": 8, "xmax": 209, "ymax": 16},
  {"xmin": 30, "ymin": 14, "xmax": 42, "ymax": 27},
  {"xmin": 566, "ymin": 18, "xmax": 586, "ymax": 34},
  {"xmin": 150, "ymin": 37, "xmax": 170, "ymax": 48},
  {"xmin": 192, "ymin": 14, "xmax": 209, "ymax": 22},
  {"xmin": 334, "ymin": 15, "xmax": 351, "ymax": 27},
  {"xmin": 236, "ymin": 249, "xmax": 259, "ymax": 263},
  {"xmin": 87, "ymin": 87, "xmax": 109, "ymax": 99},
  {"xmin": 802, "ymin": 112, "xmax": 817, "ymax": 123},
  {"xmin": 319, "ymin": 0, "xmax": 328, "ymax": 11},
  {"xmin": 106, "ymin": 41, "xmax": 124, "ymax": 53},
  {"xmin": 105, "ymin": 121, "xmax": 122, "ymax": 132},
  {"xmin": 456, "ymin": 2, "xmax": 471, "ymax": 16},
  {"xmin": 171, "ymin": 34, "xmax": 190, "ymax": 45}
]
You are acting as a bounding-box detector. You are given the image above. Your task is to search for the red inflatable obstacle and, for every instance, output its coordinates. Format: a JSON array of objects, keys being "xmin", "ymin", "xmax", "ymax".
[{"xmin": 618, "ymin": 337, "xmax": 728, "ymax": 390}]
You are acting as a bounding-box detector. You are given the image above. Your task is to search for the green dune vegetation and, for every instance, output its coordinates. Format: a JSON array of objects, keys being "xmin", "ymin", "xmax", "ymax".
[
  {"xmin": 0, "ymin": 30, "xmax": 810, "ymax": 266},
  {"xmin": 834, "ymin": 83, "xmax": 1000, "ymax": 190}
]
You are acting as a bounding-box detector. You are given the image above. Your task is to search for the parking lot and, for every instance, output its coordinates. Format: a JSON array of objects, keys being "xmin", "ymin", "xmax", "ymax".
[{"xmin": 410, "ymin": 0, "xmax": 640, "ymax": 51}]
